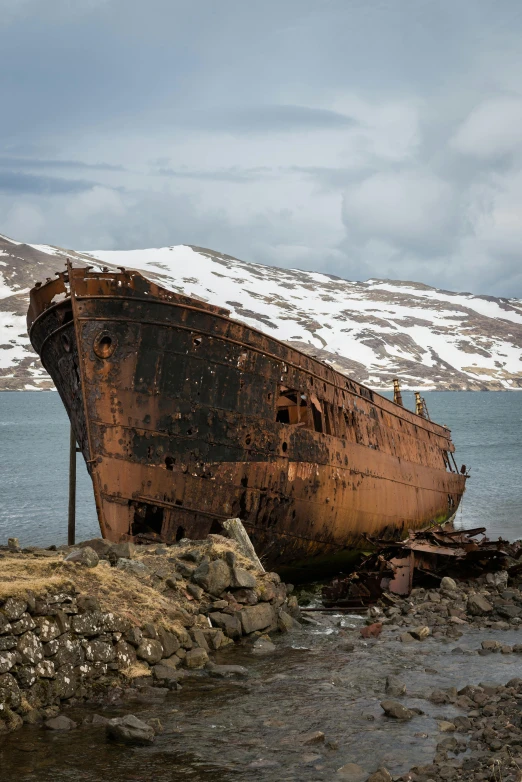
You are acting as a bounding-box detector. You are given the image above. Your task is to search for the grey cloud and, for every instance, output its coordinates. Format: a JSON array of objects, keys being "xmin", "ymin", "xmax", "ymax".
[
  {"xmin": 0, "ymin": 171, "xmax": 102, "ymax": 195},
  {"xmin": 1, "ymin": 0, "xmax": 522, "ymax": 297},
  {"xmin": 156, "ymin": 166, "xmax": 273, "ymax": 182},
  {"xmin": 0, "ymin": 157, "xmax": 125, "ymax": 172},
  {"xmin": 187, "ymin": 105, "xmax": 357, "ymax": 134}
]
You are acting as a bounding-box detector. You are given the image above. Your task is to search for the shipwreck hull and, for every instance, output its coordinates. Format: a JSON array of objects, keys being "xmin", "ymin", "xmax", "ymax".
[{"xmin": 28, "ymin": 266, "xmax": 467, "ymax": 574}]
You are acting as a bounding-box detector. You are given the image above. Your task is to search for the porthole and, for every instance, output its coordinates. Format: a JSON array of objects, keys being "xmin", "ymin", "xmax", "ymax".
[
  {"xmin": 93, "ymin": 330, "xmax": 116, "ymax": 359},
  {"xmin": 282, "ymin": 441, "xmax": 288, "ymax": 453}
]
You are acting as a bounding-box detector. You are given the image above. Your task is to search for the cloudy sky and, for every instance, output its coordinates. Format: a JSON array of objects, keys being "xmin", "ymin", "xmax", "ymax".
[{"xmin": 1, "ymin": 0, "xmax": 522, "ymax": 297}]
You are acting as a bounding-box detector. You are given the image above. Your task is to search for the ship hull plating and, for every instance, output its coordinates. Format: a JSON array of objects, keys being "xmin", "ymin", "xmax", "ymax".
[{"xmin": 28, "ymin": 267, "xmax": 467, "ymax": 573}]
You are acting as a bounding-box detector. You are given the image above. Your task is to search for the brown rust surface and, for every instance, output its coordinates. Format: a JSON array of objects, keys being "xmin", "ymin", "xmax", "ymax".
[{"xmin": 27, "ymin": 265, "xmax": 467, "ymax": 572}]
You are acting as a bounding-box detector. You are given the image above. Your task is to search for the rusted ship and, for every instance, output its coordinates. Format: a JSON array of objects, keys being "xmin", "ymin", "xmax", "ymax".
[{"xmin": 27, "ymin": 264, "xmax": 467, "ymax": 576}]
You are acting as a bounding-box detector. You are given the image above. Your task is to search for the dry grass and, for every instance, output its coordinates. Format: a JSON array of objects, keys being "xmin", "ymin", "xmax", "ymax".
[
  {"xmin": 0, "ymin": 536, "xmax": 264, "ymax": 634},
  {"xmin": 120, "ymin": 662, "xmax": 152, "ymax": 680},
  {"xmin": 0, "ymin": 554, "xmax": 187, "ymax": 633},
  {"xmin": 0, "ymin": 555, "xmax": 74, "ymax": 600}
]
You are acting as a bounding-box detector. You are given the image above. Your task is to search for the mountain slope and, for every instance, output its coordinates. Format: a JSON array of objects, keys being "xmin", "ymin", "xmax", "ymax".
[{"xmin": 1, "ymin": 233, "xmax": 521, "ymax": 391}]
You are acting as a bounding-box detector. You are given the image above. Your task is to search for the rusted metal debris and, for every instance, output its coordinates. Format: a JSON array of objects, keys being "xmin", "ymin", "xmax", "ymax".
[
  {"xmin": 27, "ymin": 263, "xmax": 467, "ymax": 575},
  {"xmin": 322, "ymin": 524, "xmax": 522, "ymax": 611}
]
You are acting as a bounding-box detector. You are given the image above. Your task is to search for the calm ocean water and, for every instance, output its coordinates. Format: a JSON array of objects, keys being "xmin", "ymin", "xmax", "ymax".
[{"xmin": 0, "ymin": 390, "xmax": 521, "ymax": 547}]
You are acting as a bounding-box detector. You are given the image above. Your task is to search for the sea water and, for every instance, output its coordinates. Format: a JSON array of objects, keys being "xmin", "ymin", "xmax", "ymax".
[{"xmin": 0, "ymin": 390, "xmax": 521, "ymax": 547}]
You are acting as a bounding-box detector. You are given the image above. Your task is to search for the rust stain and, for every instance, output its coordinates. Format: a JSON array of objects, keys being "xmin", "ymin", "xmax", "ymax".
[{"xmin": 27, "ymin": 264, "xmax": 468, "ymax": 573}]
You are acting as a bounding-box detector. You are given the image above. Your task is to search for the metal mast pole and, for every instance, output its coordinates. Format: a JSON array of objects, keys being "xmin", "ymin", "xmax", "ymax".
[{"xmin": 68, "ymin": 424, "xmax": 77, "ymax": 545}]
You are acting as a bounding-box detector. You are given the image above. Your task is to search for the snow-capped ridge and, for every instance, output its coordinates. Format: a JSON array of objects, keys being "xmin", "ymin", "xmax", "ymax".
[{"xmin": 0, "ymin": 233, "xmax": 521, "ymax": 391}]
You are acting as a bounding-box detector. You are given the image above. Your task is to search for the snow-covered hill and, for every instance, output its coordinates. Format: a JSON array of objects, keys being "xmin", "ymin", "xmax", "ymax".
[{"xmin": 1, "ymin": 233, "xmax": 521, "ymax": 391}]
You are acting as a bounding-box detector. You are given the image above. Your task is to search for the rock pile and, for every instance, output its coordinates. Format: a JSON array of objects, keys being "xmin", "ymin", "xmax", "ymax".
[
  {"xmin": 363, "ymin": 571, "xmax": 522, "ymax": 641},
  {"xmin": 0, "ymin": 534, "xmax": 299, "ymax": 734},
  {"xmin": 405, "ymin": 677, "xmax": 522, "ymax": 782}
]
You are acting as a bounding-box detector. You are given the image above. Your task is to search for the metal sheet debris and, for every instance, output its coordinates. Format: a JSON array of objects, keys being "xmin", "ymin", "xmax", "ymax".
[{"xmin": 321, "ymin": 524, "xmax": 522, "ymax": 611}]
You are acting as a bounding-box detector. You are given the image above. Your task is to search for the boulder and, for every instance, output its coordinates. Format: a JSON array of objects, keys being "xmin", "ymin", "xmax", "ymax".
[
  {"xmin": 0, "ymin": 651, "xmax": 18, "ymax": 675},
  {"xmin": 2, "ymin": 597, "xmax": 27, "ymax": 622},
  {"xmin": 486, "ymin": 571, "xmax": 508, "ymax": 589},
  {"xmin": 114, "ymin": 640, "xmax": 137, "ymax": 667},
  {"xmin": 240, "ymin": 603, "xmax": 275, "ymax": 635},
  {"xmin": 440, "ymin": 577, "xmax": 457, "ymax": 592},
  {"xmin": 109, "ymin": 541, "xmax": 136, "ymax": 560},
  {"xmin": 209, "ymin": 611, "xmax": 242, "ymax": 639},
  {"xmin": 45, "ymin": 715, "xmax": 77, "ymax": 731},
  {"xmin": 64, "ymin": 547, "xmax": 99, "ymax": 568},
  {"xmin": 136, "ymin": 639, "xmax": 163, "ymax": 664},
  {"xmin": 467, "ymin": 594, "xmax": 493, "ymax": 615},
  {"xmin": 230, "ymin": 566, "xmax": 257, "ymax": 589},
  {"xmin": 71, "ymin": 612, "xmax": 102, "ymax": 637},
  {"xmin": 380, "ymin": 700, "xmax": 415, "ymax": 720},
  {"xmin": 192, "ymin": 559, "xmax": 231, "ymax": 596},
  {"xmin": 34, "ymin": 617, "xmax": 62, "ymax": 643},
  {"xmin": 184, "ymin": 647, "xmax": 208, "ymax": 669},
  {"xmin": 206, "ymin": 663, "xmax": 249, "ymax": 678},
  {"xmin": 157, "ymin": 627, "xmax": 180, "ymax": 658},
  {"xmin": 251, "ymin": 637, "xmax": 276, "ymax": 655},
  {"xmin": 116, "ymin": 559, "xmax": 149, "ymax": 578},
  {"xmin": 78, "ymin": 538, "xmax": 112, "ymax": 558},
  {"xmin": 497, "ymin": 605, "xmax": 521, "ymax": 619},
  {"xmin": 35, "ymin": 660, "xmax": 55, "ymax": 679},
  {"xmin": 10, "ymin": 614, "xmax": 36, "ymax": 635},
  {"xmin": 0, "ymin": 673, "xmax": 21, "ymax": 709},
  {"xmin": 106, "ymin": 714, "xmax": 155, "ymax": 746},
  {"xmin": 277, "ymin": 610, "xmax": 294, "ymax": 633},
  {"xmin": 16, "ymin": 632, "xmax": 44, "ymax": 665},
  {"xmin": 83, "ymin": 640, "xmax": 116, "ymax": 663}
]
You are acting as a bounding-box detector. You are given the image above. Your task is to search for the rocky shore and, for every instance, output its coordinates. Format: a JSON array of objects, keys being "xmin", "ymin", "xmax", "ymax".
[
  {"xmin": 0, "ymin": 534, "xmax": 300, "ymax": 736},
  {"xmin": 315, "ymin": 569, "xmax": 522, "ymax": 782},
  {"xmin": 4, "ymin": 536, "xmax": 522, "ymax": 782}
]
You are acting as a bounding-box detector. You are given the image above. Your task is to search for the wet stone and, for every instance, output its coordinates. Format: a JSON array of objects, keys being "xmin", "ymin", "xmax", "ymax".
[
  {"xmin": 240, "ymin": 603, "xmax": 275, "ymax": 634},
  {"xmin": 252, "ymin": 637, "xmax": 276, "ymax": 655},
  {"xmin": 45, "ymin": 715, "xmax": 77, "ymax": 731},
  {"xmin": 184, "ymin": 647, "xmax": 208, "ymax": 669},
  {"xmin": 209, "ymin": 611, "xmax": 242, "ymax": 639},
  {"xmin": 380, "ymin": 700, "xmax": 416, "ymax": 720}
]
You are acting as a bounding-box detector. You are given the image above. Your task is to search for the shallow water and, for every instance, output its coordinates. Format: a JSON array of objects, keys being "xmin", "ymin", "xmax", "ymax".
[{"xmin": 1, "ymin": 618, "xmax": 522, "ymax": 781}]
